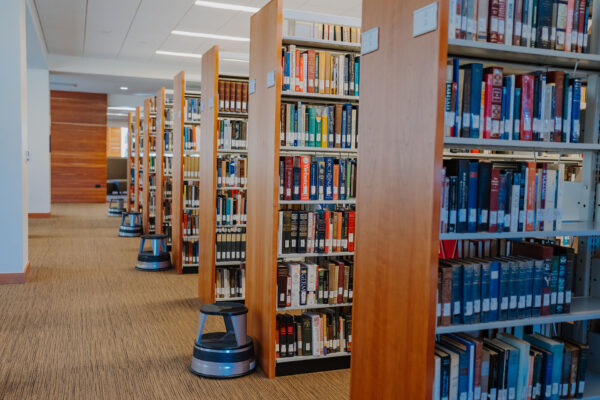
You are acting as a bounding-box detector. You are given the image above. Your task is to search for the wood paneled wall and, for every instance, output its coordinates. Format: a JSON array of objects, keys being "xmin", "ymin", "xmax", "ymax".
[
  {"xmin": 50, "ymin": 91, "xmax": 107, "ymax": 203},
  {"xmin": 106, "ymin": 127, "xmax": 121, "ymax": 158},
  {"xmin": 349, "ymin": 0, "xmax": 448, "ymax": 398}
]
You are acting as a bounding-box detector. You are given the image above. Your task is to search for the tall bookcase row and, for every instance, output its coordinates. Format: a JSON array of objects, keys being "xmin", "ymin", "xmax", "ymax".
[
  {"xmin": 142, "ymin": 96, "xmax": 157, "ymax": 234},
  {"xmin": 133, "ymin": 106, "xmax": 141, "ymax": 213},
  {"xmin": 199, "ymin": 45, "xmax": 249, "ymax": 305},
  {"xmin": 172, "ymin": 71, "xmax": 201, "ymax": 274},
  {"xmin": 127, "ymin": 112, "xmax": 134, "ymax": 212},
  {"xmin": 246, "ymin": 1, "xmax": 361, "ymax": 378},
  {"xmin": 349, "ymin": 0, "xmax": 600, "ymax": 399}
]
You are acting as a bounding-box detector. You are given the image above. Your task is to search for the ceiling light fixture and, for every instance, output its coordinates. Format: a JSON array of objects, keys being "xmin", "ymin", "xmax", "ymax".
[
  {"xmin": 172, "ymin": 30, "xmax": 250, "ymax": 42},
  {"xmin": 222, "ymin": 58, "xmax": 249, "ymax": 63},
  {"xmin": 107, "ymin": 112, "xmax": 128, "ymax": 117},
  {"xmin": 194, "ymin": 1, "xmax": 258, "ymax": 13},
  {"xmin": 107, "ymin": 106, "xmax": 136, "ymax": 111},
  {"xmin": 155, "ymin": 50, "xmax": 203, "ymax": 59},
  {"xmin": 120, "ymin": 86, "xmax": 128, "ymax": 90}
]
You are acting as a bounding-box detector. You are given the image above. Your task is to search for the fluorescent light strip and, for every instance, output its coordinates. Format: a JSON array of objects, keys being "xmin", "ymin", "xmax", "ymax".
[
  {"xmin": 172, "ymin": 30, "xmax": 249, "ymax": 42},
  {"xmin": 194, "ymin": 0, "xmax": 258, "ymax": 13},
  {"xmin": 108, "ymin": 106, "xmax": 136, "ymax": 111},
  {"xmin": 107, "ymin": 112, "xmax": 128, "ymax": 117},
  {"xmin": 222, "ymin": 58, "xmax": 249, "ymax": 63},
  {"xmin": 156, "ymin": 50, "xmax": 203, "ymax": 59}
]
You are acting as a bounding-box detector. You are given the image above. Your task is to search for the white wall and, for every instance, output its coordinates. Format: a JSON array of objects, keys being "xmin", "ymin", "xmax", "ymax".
[
  {"xmin": 0, "ymin": 0, "xmax": 28, "ymax": 274},
  {"xmin": 27, "ymin": 68, "xmax": 50, "ymax": 214}
]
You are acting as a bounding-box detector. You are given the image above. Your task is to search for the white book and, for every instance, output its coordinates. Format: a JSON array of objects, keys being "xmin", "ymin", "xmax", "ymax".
[
  {"xmin": 510, "ymin": 184, "xmax": 520, "ymax": 232},
  {"xmin": 351, "ymin": 108, "xmax": 357, "ymax": 148},
  {"xmin": 555, "ymin": 164, "xmax": 565, "ymax": 229},
  {"xmin": 338, "ymin": 54, "xmax": 345, "ymax": 97},
  {"xmin": 506, "ymin": 75, "xmax": 515, "ymax": 140},
  {"xmin": 289, "ymin": 45, "xmax": 296, "ymax": 92},
  {"xmin": 438, "ymin": 345, "xmax": 459, "ymax": 400},
  {"xmin": 526, "ymin": 0, "xmax": 535, "ymax": 46},
  {"xmin": 449, "ymin": 0, "xmax": 457, "ymax": 39},
  {"xmin": 289, "ymin": 262, "xmax": 301, "ymax": 307},
  {"xmin": 545, "ymin": 167, "xmax": 557, "ymax": 231},
  {"xmin": 477, "ymin": 0, "xmax": 489, "ymax": 40},
  {"xmin": 505, "ymin": 0, "xmax": 515, "ymax": 45},
  {"xmin": 434, "ymin": 354, "xmax": 441, "ymax": 400}
]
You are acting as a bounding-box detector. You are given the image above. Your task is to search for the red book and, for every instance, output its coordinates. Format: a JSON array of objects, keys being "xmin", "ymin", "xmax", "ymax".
[
  {"xmin": 483, "ymin": 67, "xmax": 503, "ymax": 139},
  {"xmin": 516, "ymin": 74, "xmax": 534, "ymax": 141},
  {"xmin": 275, "ymin": 318, "xmax": 280, "ymax": 357},
  {"xmin": 489, "ymin": 168, "xmax": 501, "ymax": 233},
  {"xmin": 347, "ymin": 211, "xmax": 355, "ymax": 252},
  {"xmin": 497, "ymin": 0, "xmax": 506, "ymax": 43},
  {"xmin": 525, "ymin": 162, "xmax": 537, "ymax": 231},
  {"xmin": 336, "ymin": 211, "xmax": 343, "ymax": 252},
  {"xmin": 546, "ymin": 71, "xmax": 565, "ymax": 142},
  {"xmin": 488, "ymin": 0, "xmax": 500, "ymax": 43},
  {"xmin": 566, "ymin": 0, "xmax": 575, "ymax": 51},
  {"xmin": 324, "ymin": 211, "xmax": 331, "ymax": 253},
  {"xmin": 483, "ymin": 73, "xmax": 494, "ymax": 139},
  {"xmin": 513, "ymin": 0, "xmax": 523, "ymax": 45},
  {"xmin": 577, "ymin": 0, "xmax": 586, "ymax": 52},
  {"xmin": 300, "ymin": 155, "xmax": 311, "ymax": 200},
  {"xmin": 332, "ymin": 163, "xmax": 339, "ymax": 200},
  {"xmin": 307, "ymin": 50, "xmax": 316, "ymax": 93},
  {"xmin": 284, "ymin": 156, "xmax": 293, "ymax": 200},
  {"xmin": 295, "ymin": 49, "xmax": 301, "ymax": 92}
]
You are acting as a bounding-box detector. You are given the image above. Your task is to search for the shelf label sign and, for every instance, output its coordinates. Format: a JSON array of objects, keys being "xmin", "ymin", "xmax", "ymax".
[
  {"xmin": 361, "ymin": 27, "xmax": 379, "ymax": 55},
  {"xmin": 413, "ymin": 2, "xmax": 438, "ymax": 37},
  {"xmin": 249, "ymin": 79, "xmax": 256, "ymax": 94},
  {"xmin": 266, "ymin": 71, "xmax": 276, "ymax": 88}
]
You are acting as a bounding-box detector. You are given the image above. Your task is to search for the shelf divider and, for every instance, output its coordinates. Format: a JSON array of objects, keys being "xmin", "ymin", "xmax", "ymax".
[{"xmin": 172, "ymin": 71, "xmax": 185, "ymax": 274}]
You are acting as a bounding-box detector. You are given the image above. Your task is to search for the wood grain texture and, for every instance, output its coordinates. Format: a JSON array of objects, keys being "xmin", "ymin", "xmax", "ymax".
[
  {"xmin": 198, "ymin": 46, "xmax": 219, "ymax": 303},
  {"xmin": 155, "ymin": 88, "xmax": 165, "ymax": 234},
  {"xmin": 142, "ymin": 99, "xmax": 151, "ymax": 234},
  {"xmin": 134, "ymin": 107, "xmax": 141, "ymax": 212},
  {"xmin": 28, "ymin": 213, "xmax": 51, "ymax": 218},
  {"xmin": 246, "ymin": 0, "xmax": 282, "ymax": 379},
  {"xmin": 0, "ymin": 263, "xmax": 29, "ymax": 285},
  {"xmin": 127, "ymin": 113, "xmax": 133, "ymax": 212},
  {"xmin": 172, "ymin": 72, "xmax": 185, "ymax": 274},
  {"xmin": 349, "ymin": 1, "xmax": 448, "ymax": 399},
  {"xmin": 50, "ymin": 91, "xmax": 107, "ymax": 203},
  {"xmin": 106, "ymin": 128, "xmax": 122, "ymax": 158}
]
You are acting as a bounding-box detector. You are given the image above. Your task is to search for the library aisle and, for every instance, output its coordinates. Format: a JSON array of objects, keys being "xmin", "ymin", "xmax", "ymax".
[{"xmin": 0, "ymin": 204, "xmax": 348, "ymax": 399}]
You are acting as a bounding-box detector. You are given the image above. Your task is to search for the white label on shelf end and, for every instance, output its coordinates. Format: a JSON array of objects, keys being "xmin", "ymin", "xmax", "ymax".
[{"xmin": 412, "ymin": 2, "xmax": 438, "ymax": 38}]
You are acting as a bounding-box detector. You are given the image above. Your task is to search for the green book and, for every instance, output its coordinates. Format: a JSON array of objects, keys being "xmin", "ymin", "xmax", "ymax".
[{"xmin": 308, "ymin": 107, "xmax": 316, "ymax": 147}]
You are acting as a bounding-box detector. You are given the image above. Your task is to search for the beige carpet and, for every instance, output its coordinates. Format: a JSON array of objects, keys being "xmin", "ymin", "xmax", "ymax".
[{"xmin": 0, "ymin": 204, "xmax": 349, "ymax": 399}]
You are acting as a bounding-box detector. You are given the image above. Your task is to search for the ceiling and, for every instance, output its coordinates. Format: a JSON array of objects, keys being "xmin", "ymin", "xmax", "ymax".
[{"xmin": 35, "ymin": 0, "xmax": 362, "ymax": 95}]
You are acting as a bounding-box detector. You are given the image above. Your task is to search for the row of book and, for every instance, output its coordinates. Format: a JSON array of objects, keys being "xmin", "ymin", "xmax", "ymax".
[
  {"xmin": 279, "ymin": 156, "xmax": 357, "ymax": 201},
  {"xmin": 183, "ymin": 156, "xmax": 200, "ymax": 179},
  {"xmin": 184, "ymin": 126, "xmax": 199, "ymax": 151},
  {"xmin": 276, "ymin": 258, "xmax": 354, "ymax": 308},
  {"xmin": 276, "ymin": 309, "xmax": 352, "ymax": 358},
  {"xmin": 217, "ymin": 156, "xmax": 247, "ymax": 188},
  {"xmin": 162, "ymin": 223, "xmax": 172, "ymax": 246},
  {"xmin": 183, "ymin": 240, "xmax": 198, "ymax": 265},
  {"xmin": 164, "ymin": 130, "xmax": 173, "ymax": 152},
  {"xmin": 280, "ymin": 102, "xmax": 358, "ymax": 149},
  {"xmin": 217, "ymin": 192, "xmax": 246, "ymax": 226},
  {"xmin": 449, "ymin": 0, "xmax": 592, "ymax": 53},
  {"xmin": 185, "ymin": 96, "xmax": 201, "ymax": 122},
  {"xmin": 445, "ymin": 61, "xmax": 582, "ymax": 142},
  {"xmin": 183, "ymin": 210, "xmax": 198, "ymax": 237},
  {"xmin": 183, "ymin": 181, "xmax": 199, "ymax": 208},
  {"xmin": 433, "ymin": 332, "xmax": 589, "ymax": 400},
  {"xmin": 164, "ymin": 157, "xmax": 173, "ymax": 176},
  {"xmin": 282, "ymin": 45, "xmax": 360, "ymax": 96},
  {"xmin": 437, "ymin": 241, "xmax": 574, "ymax": 327},
  {"xmin": 277, "ymin": 209, "xmax": 356, "ymax": 255},
  {"xmin": 216, "ymin": 226, "xmax": 246, "ymax": 263},
  {"xmin": 284, "ymin": 18, "xmax": 361, "ymax": 44},
  {"xmin": 215, "ymin": 264, "xmax": 245, "ymax": 299},
  {"xmin": 148, "ymin": 135, "xmax": 156, "ymax": 152},
  {"xmin": 440, "ymin": 160, "xmax": 565, "ymax": 234},
  {"xmin": 218, "ymin": 79, "xmax": 248, "ymax": 114},
  {"xmin": 218, "ymin": 119, "xmax": 247, "ymax": 151}
]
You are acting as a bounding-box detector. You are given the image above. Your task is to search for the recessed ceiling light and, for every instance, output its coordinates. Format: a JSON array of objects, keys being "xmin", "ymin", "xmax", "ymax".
[
  {"xmin": 120, "ymin": 86, "xmax": 128, "ymax": 90},
  {"xmin": 107, "ymin": 106, "xmax": 136, "ymax": 111},
  {"xmin": 155, "ymin": 50, "xmax": 203, "ymax": 59},
  {"xmin": 222, "ymin": 58, "xmax": 249, "ymax": 63},
  {"xmin": 172, "ymin": 30, "xmax": 250, "ymax": 42},
  {"xmin": 194, "ymin": 1, "xmax": 258, "ymax": 13},
  {"xmin": 107, "ymin": 112, "xmax": 128, "ymax": 117}
]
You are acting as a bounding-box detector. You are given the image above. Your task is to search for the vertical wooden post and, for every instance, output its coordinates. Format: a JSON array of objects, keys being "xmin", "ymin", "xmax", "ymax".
[
  {"xmin": 199, "ymin": 46, "xmax": 220, "ymax": 303},
  {"xmin": 127, "ymin": 112, "xmax": 133, "ymax": 212},
  {"xmin": 142, "ymin": 98, "xmax": 151, "ymax": 233},
  {"xmin": 134, "ymin": 106, "xmax": 141, "ymax": 212},
  {"xmin": 155, "ymin": 87, "xmax": 165, "ymax": 234},
  {"xmin": 172, "ymin": 72, "xmax": 185, "ymax": 273},
  {"xmin": 349, "ymin": 0, "xmax": 448, "ymax": 398},
  {"xmin": 246, "ymin": 0, "xmax": 282, "ymax": 379}
]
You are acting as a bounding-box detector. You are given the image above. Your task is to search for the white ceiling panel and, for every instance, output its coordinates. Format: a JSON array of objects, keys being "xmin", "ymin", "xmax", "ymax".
[
  {"xmin": 84, "ymin": 0, "xmax": 140, "ymax": 58},
  {"xmin": 35, "ymin": 0, "xmax": 86, "ymax": 55},
  {"xmin": 175, "ymin": 6, "xmax": 237, "ymax": 32},
  {"xmin": 214, "ymin": 13, "xmax": 250, "ymax": 37}
]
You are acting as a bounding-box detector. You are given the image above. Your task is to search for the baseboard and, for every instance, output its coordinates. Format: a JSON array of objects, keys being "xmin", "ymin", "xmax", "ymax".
[
  {"xmin": 29, "ymin": 212, "xmax": 51, "ymax": 218},
  {"xmin": 0, "ymin": 262, "xmax": 30, "ymax": 284}
]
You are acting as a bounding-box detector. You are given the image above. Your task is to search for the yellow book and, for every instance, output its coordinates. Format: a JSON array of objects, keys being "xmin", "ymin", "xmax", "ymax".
[
  {"xmin": 318, "ymin": 51, "xmax": 326, "ymax": 94},
  {"xmin": 324, "ymin": 51, "xmax": 331, "ymax": 94},
  {"xmin": 321, "ymin": 110, "xmax": 328, "ymax": 147}
]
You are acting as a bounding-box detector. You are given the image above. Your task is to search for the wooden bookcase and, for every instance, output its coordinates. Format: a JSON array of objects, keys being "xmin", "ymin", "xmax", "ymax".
[
  {"xmin": 133, "ymin": 106, "xmax": 141, "ymax": 212},
  {"xmin": 142, "ymin": 98, "xmax": 151, "ymax": 233},
  {"xmin": 172, "ymin": 71, "xmax": 201, "ymax": 274},
  {"xmin": 155, "ymin": 87, "xmax": 165, "ymax": 234},
  {"xmin": 247, "ymin": 0, "xmax": 360, "ymax": 378},
  {"xmin": 199, "ymin": 45, "xmax": 249, "ymax": 304},
  {"xmin": 127, "ymin": 112, "xmax": 134, "ymax": 212},
  {"xmin": 351, "ymin": 0, "xmax": 600, "ymax": 398}
]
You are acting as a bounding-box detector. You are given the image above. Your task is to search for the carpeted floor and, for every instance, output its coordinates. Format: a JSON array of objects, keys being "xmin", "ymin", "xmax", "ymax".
[{"xmin": 0, "ymin": 204, "xmax": 349, "ymax": 400}]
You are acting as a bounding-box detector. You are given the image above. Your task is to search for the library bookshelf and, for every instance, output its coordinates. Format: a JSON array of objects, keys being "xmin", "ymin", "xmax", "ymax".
[
  {"xmin": 127, "ymin": 112, "xmax": 134, "ymax": 212},
  {"xmin": 247, "ymin": 0, "xmax": 360, "ymax": 378},
  {"xmin": 142, "ymin": 98, "xmax": 151, "ymax": 233},
  {"xmin": 133, "ymin": 106, "xmax": 141, "ymax": 212},
  {"xmin": 352, "ymin": 0, "xmax": 600, "ymax": 398},
  {"xmin": 172, "ymin": 71, "xmax": 201, "ymax": 274},
  {"xmin": 198, "ymin": 45, "xmax": 249, "ymax": 305},
  {"xmin": 155, "ymin": 87, "xmax": 165, "ymax": 235}
]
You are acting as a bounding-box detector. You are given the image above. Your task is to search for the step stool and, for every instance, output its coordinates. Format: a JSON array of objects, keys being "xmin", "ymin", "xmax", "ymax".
[
  {"xmin": 190, "ymin": 302, "xmax": 255, "ymax": 379},
  {"xmin": 119, "ymin": 212, "xmax": 142, "ymax": 237},
  {"xmin": 136, "ymin": 234, "xmax": 171, "ymax": 271},
  {"xmin": 108, "ymin": 198, "xmax": 125, "ymax": 217}
]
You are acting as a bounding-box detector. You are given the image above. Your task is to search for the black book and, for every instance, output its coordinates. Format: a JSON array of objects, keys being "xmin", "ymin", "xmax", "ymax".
[
  {"xmin": 484, "ymin": 339, "xmax": 508, "ymax": 399},
  {"xmin": 448, "ymin": 176, "xmax": 458, "ymax": 232},
  {"xmin": 292, "ymin": 157, "xmax": 301, "ymax": 200},
  {"xmin": 282, "ymin": 211, "xmax": 292, "ymax": 254},
  {"xmin": 298, "ymin": 211, "xmax": 308, "ymax": 253},
  {"xmin": 290, "ymin": 211, "xmax": 299, "ymax": 254},
  {"xmin": 277, "ymin": 264, "xmax": 289, "ymax": 308},
  {"xmin": 435, "ymin": 349, "xmax": 451, "ymax": 400}
]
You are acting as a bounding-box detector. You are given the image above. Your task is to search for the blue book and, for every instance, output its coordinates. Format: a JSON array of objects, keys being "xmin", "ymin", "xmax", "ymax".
[
  {"xmin": 471, "ymin": 261, "xmax": 481, "ymax": 323},
  {"xmin": 489, "ymin": 260, "xmax": 500, "ymax": 322},
  {"xmin": 294, "ymin": 106, "xmax": 299, "ymax": 146},
  {"xmin": 467, "ymin": 161, "xmax": 479, "ymax": 233},
  {"xmin": 497, "ymin": 259, "xmax": 511, "ymax": 321},
  {"xmin": 447, "ymin": 159, "xmax": 470, "ymax": 233},
  {"xmin": 513, "ymin": 88, "xmax": 522, "ymax": 140},
  {"xmin": 503, "ymin": 77, "xmax": 513, "ymax": 140},
  {"xmin": 500, "ymin": 86, "xmax": 508, "ymax": 139},
  {"xmin": 523, "ymin": 258, "xmax": 535, "ymax": 318},
  {"xmin": 440, "ymin": 337, "xmax": 471, "ymax": 400},
  {"xmin": 354, "ymin": 57, "xmax": 359, "ymax": 96},
  {"xmin": 478, "ymin": 259, "xmax": 491, "ymax": 323},
  {"xmin": 339, "ymin": 159, "xmax": 347, "ymax": 200},
  {"xmin": 518, "ymin": 164, "xmax": 527, "ymax": 231},
  {"xmin": 448, "ymin": 334, "xmax": 476, "ymax": 400},
  {"xmin": 497, "ymin": 333, "xmax": 531, "ymax": 400},
  {"xmin": 453, "ymin": 58, "xmax": 461, "ymax": 136},
  {"xmin": 309, "ymin": 161, "xmax": 318, "ymax": 200},
  {"xmin": 507, "ymin": 259, "xmax": 519, "ymax": 320},
  {"xmin": 443, "ymin": 261, "xmax": 463, "ymax": 325},
  {"xmin": 497, "ymin": 173, "xmax": 508, "ymax": 232},
  {"xmin": 283, "ymin": 50, "xmax": 290, "ymax": 91},
  {"xmin": 538, "ymin": 347, "xmax": 555, "ymax": 400},
  {"xmin": 525, "ymin": 334, "xmax": 564, "ymax": 400},
  {"xmin": 344, "ymin": 104, "xmax": 353, "ymax": 148},
  {"xmin": 323, "ymin": 157, "xmax": 334, "ymax": 200},
  {"xmin": 467, "ymin": 63, "xmax": 483, "ymax": 138},
  {"xmin": 556, "ymin": 252, "xmax": 566, "ymax": 314},
  {"xmin": 462, "ymin": 262, "xmax": 474, "ymax": 324},
  {"xmin": 477, "ymin": 162, "xmax": 492, "ymax": 232},
  {"xmin": 341, "ymin": 106, "xmax": 348, "ymax": 149},
  {"xmin": 492, "ymin": 338, "xmax": 519, "ymax": 400}
]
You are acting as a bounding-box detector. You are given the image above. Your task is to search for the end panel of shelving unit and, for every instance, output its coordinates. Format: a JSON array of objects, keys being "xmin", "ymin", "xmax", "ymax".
[
  {"xmin": 134, "ymin": 106, "xmax": 141, "ymax": 212},
  {"xmin": 172, "ymin": 71, "xmax": 185, "ymax": 274},
  {"xmin": 127, "ymin": 112, "xmax": 133, "ymax": 212},
  {"xmin": 350, "ymin": 0, "xmax": 448, "ymax": 399},
  {"xmin": 199, "ymin": 46, "xmax": 219, "ymax": 303},
  {"xmin": 142, "ymin": 97, "xmax": 151, "ymax": 234},
  {"xmin": 155, "ymin": 87, "xmax": 165, "ymax": 233},
  {"xmin": 247, "ymin": 0, "xmax": 282, "ymax": 380}
]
